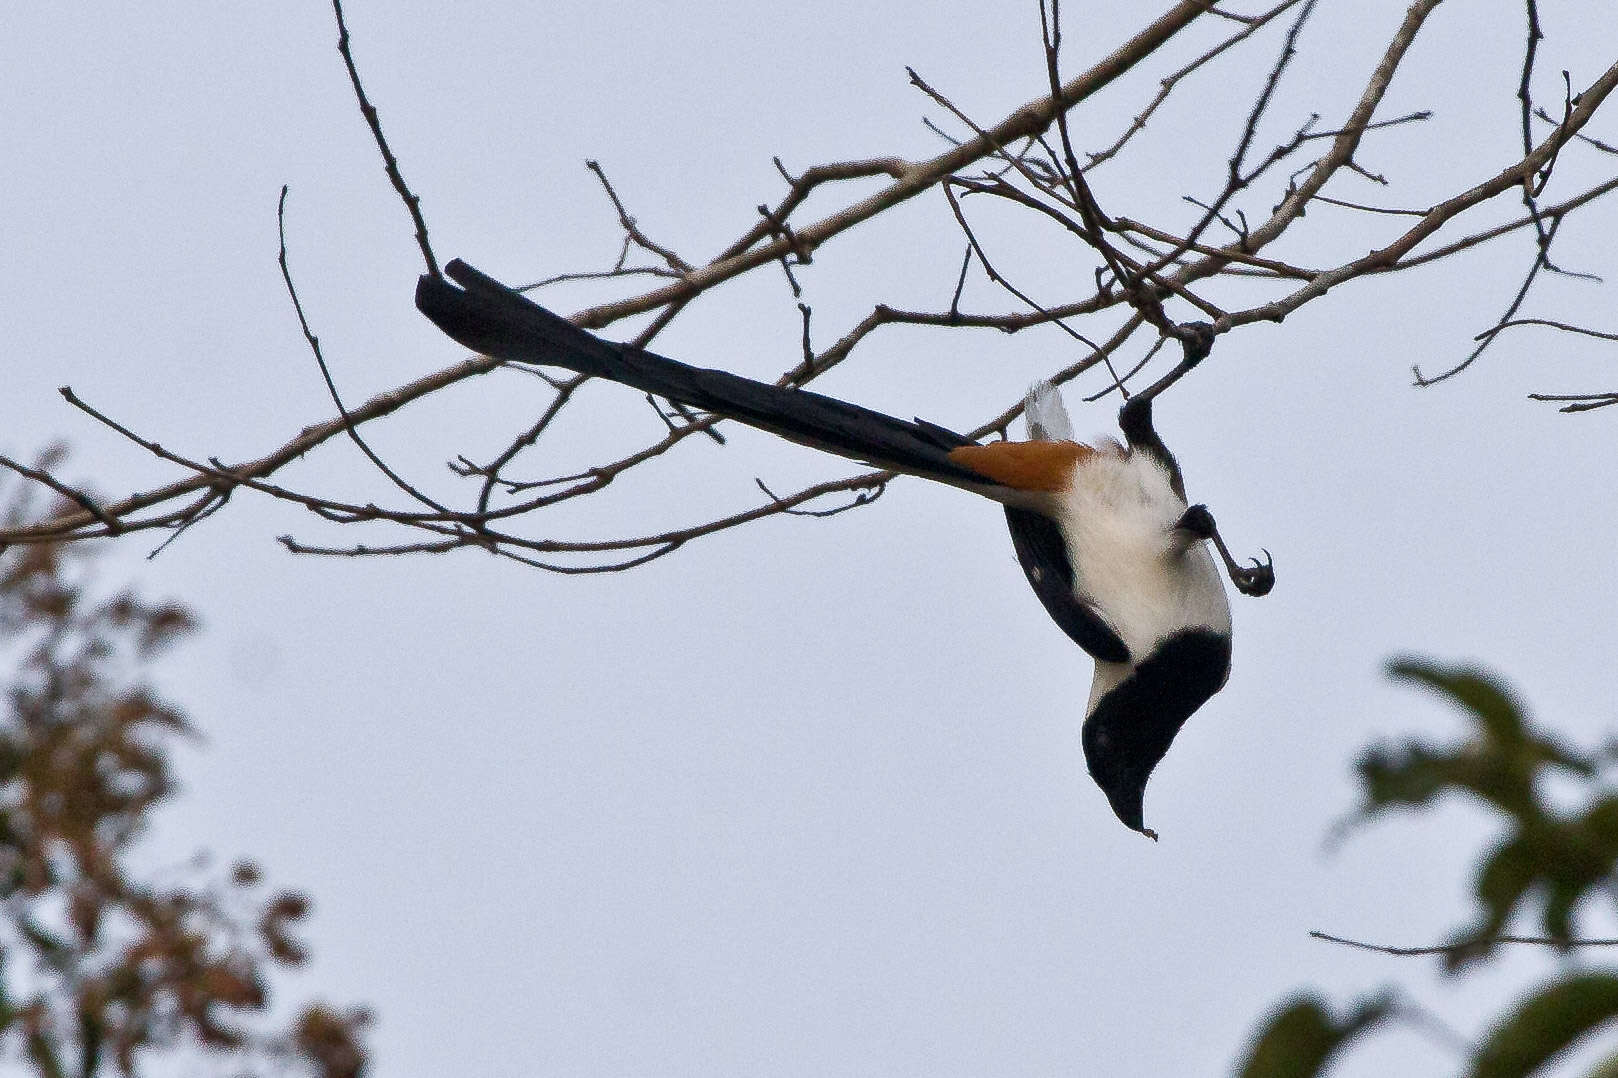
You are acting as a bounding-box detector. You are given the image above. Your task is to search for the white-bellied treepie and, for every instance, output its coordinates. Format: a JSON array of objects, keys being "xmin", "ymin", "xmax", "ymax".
[{"xmin": 416, "ymin": 260, "xmax": 1273, "ymax": 839}]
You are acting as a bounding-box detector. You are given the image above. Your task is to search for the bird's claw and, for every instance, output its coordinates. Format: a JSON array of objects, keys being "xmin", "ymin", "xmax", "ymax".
[{"xmin": 1232, "ymin": 549, "xmax": 1274, "ymax": 597}]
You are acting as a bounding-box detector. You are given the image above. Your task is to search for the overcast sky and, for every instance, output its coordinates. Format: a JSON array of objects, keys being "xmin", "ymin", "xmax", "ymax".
[{"xmin": 7, "ymin": 2, "xmax": 1618, "ymax": 1075}]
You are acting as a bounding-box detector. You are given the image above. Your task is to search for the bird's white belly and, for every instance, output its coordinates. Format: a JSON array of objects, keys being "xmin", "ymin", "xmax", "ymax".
[{"xmin": 1055, "ymin": 451, "xmax": 1232, "ymax": 668}]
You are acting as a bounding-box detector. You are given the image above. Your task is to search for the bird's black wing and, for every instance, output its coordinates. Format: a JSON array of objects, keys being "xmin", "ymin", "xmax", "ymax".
[
  {"xmin": 1004, "ymin": 508, "xmax": 1130, "ymax": 663},
  {"xmin": 415, "ymin": 260, "xmax": 1129, "ymax": 662}
]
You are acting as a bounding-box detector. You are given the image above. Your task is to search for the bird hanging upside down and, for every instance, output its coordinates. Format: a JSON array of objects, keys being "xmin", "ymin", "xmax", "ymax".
[{"xmin": 416, "ymin": 260, "xmax": 1273, "ymax": 839}]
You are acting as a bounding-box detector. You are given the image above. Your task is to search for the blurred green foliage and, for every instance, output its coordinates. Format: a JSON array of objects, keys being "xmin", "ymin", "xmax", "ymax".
[
  {"xmin": 1235, "ymin": 994, "xmax": 1391, "ymax": 1078},
  {"xmin": 1237, "ymin": 657, "xmax": 1618, "ymax": 1078}
]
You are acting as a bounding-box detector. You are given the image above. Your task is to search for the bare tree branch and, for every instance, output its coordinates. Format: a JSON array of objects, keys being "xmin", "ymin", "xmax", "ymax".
[
  {"xmin": 4, "ymin": 0, "xmax": 1615, "ymax": 573},
  {"xmin": 565, "ymin": 0, "xmax": 1225, "ymax": 330}
]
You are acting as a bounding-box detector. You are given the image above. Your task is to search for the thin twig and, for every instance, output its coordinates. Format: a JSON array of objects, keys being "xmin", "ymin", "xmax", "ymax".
[
  {"xmin": 0, "ymin": 455, "xmax": 122, "ymax": 534},
  {"xmin": 1481, "ymin": 318, "xmax": 1618, "ymax": 343},
  {"xmin": 586, "ymin": 160, "xmax": 694, "ymax": 274},
  {"xmin": 278, "ymin": 186, "xmax": 450, "ymax": 513},
  {"xmin": 756, "ymin": 477, "xmax": 887, "ymax": 518},
  {"xmin": 1528, "ymin": 392, "xmax": 1618, "ymax": 413},
  {"xmin": 941, "ymin": 180, "xmax": 1108, "ymax": 350},
  {"xmin": 145, "ymin": 490, "xmax": 229, "ymax": 559},
  {"xmin": 1535, "ymin": 106, "xmax": 1618, "ymax": 155},
  {"xmin": 1414, "ymin": 216, "xmax": 1561, "ymax": 386},
  {"xmin": 1309, "ymin": 194, "xmax": 1428, "ymax": 217},
  {"xmin": 332, "ymin": 0, "xmax": 437, "ymax": 277},
  {"xmin": 1085, "ymin": 0, "xmax": 1306, "ymax": 169},
  {"xmin": 1311, "ymin": 929, "xmax": 1618, "ymax": 956}
]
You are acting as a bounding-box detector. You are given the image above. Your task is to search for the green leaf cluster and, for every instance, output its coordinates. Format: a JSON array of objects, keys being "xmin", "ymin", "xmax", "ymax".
[{"xmin": 1238, "ymin": 658, "xmax": 1618, "ymax": 1078}]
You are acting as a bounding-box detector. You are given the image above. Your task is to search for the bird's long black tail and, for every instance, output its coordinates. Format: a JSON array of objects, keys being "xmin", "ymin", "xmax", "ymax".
[
  {"xmin": 415, "ymin": 259, "xmax": 991, "ymax": 489},
  {"xmin": 416, "ymin": 260, "xmax": 1106, "ymax": 661}
]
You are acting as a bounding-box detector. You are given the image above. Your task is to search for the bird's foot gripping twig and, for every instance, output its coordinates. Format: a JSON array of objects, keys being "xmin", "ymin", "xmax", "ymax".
[
  {"xmin": 1132, "ymin": 321, "xmax": 1218, "ymax": 404},
  {"xmin": 1224, "ymin": 548, "xmax": 1275, "ymax": 597},
  {"xmin": 1176, "ymin": 503, "xmax": 1275, "ymax": 596}
]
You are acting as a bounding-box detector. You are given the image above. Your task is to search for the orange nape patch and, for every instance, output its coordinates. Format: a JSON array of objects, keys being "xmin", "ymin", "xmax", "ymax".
[{"xmin": 947, "ymin": 440, "xmax": 1095, "ymax": 492}]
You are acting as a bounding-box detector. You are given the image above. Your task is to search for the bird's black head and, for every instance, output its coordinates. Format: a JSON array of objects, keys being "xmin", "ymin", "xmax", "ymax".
[{"xmin": 1082, "ymin": 629, "xmax": 1233, "ymax": 838}]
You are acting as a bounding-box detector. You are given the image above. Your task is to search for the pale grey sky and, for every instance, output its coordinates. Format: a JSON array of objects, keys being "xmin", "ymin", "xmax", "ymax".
[{"xmin": 7, "ymin": 2, "xmax": 1618, "ymax": 1075}]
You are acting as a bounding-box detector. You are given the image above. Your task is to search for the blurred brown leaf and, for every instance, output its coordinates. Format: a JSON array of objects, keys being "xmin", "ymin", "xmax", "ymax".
[{"xmin": 0, "ymin": 458, "xmax": 369, "ymax": 1076}]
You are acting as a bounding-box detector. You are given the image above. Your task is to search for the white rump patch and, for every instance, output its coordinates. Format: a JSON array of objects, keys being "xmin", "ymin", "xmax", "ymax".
[{"xmin": 1024, "ymin": 380, "xmax": 1075, "ymax": 442}]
